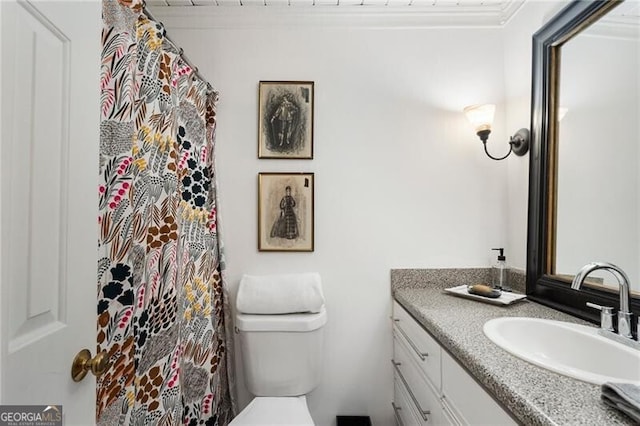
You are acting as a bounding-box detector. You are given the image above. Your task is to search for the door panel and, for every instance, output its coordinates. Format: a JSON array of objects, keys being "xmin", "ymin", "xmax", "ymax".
[
  {"xmin": 7, "ymin": 0, "xmax": 69, "ymax": 353},
  {"xmin": 1, "ymin": 1, "xmax": 100, "ymax": 424}
]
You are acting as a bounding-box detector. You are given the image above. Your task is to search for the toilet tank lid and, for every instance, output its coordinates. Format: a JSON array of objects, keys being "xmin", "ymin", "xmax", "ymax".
[{"xmin": 236, "ymin": 306, "xmax": 327, "ymax": 332}]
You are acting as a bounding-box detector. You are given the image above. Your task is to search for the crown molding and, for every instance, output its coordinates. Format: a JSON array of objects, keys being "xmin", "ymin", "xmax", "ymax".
[
  {"xmin": 585, "ymin": 15, "xmax": 640, "ymax": 41},
  {"xmin": 147, "ymin": 1, "xmax": 525, "ymax": 29}
]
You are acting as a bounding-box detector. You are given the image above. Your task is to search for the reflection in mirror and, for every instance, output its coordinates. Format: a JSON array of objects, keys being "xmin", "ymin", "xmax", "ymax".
[{"xmin": 555, "ymin": 3, "xmax": 640, "ymax": 293}]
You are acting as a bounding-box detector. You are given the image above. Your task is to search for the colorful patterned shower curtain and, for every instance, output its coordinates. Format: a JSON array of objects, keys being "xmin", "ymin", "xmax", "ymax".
[{"xmin": 97, "ymin": 1, "xmax": 234, "ymax": 424}]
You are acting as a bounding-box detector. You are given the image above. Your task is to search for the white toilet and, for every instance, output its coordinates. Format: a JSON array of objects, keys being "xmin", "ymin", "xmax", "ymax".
[{"xmin": 230, "ymin": 307, "xmax": 327, "ymax": 425}]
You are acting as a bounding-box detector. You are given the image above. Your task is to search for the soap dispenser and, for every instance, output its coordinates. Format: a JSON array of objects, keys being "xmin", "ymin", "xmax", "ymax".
[{"xmin": 491, "ymin": 248, "xmax": 507, "ymax": 292}]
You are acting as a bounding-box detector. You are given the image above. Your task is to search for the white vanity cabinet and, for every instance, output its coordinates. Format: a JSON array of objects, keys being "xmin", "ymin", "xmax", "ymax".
[
  {"xmin": 392, "ymin": 300, "xmax": 445, "ymax": 425},
  {"xmin": 392, "ymin": 301, "xmax": 516, "ymax": 426}
]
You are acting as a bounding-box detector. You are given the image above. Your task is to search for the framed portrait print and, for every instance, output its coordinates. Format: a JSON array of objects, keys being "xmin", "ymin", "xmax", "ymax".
[
  {"xmin": 258, "ymin": 81, "xmax": 314, "ymax": 159},
  {"xmin": 258, "ymin": 172, "xmax": 314, "ymax": 252}
]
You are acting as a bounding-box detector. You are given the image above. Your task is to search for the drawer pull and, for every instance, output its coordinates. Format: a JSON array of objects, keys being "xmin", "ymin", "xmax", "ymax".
[
  {"xmin": 394, "ymin": 321, "xmax": 429, "ymax": 361},
  {"xmin": 391, "ymin": 402, "xmax": 404, "ymax": 426},
  {"xmin": 391, "ymin": 360, "xmax": 431, "ymax": 421}
]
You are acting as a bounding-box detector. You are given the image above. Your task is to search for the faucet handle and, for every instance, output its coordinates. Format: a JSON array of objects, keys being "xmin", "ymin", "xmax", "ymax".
[
  {"xmin": 618, "ymin": 311, "xmax": 633, "ymax": 339},
  {"xmin": 586, "ymin": 302, "xmax": 613, "ymax": 313},
  {"xmin": 586, "ymin": 302, "xmax": 614, "ymax": 332}
]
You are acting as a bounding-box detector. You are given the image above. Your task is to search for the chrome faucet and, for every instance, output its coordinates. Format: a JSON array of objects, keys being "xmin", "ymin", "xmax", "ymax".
[{"xmin": 571, "ymin": 262, "xmax": 633, "ymax": 339}]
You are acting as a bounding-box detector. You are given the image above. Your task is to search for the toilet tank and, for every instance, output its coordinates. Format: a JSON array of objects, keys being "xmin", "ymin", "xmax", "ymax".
[{"xmin": 236, "ymin": 307, "xmax": 327, "ymax": 397}]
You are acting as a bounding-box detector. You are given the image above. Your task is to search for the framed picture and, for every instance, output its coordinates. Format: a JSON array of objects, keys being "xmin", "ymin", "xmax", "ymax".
[
  {"xmin": 258, "ymin": 172, "xmax": 314, "ymax": 252},
  {"xmin": 258, "ymin": 81, "xmax": 314, "ymax": 159}
]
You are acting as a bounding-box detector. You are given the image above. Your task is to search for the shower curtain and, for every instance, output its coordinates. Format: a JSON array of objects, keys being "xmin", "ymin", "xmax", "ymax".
[{"xmin": 97, "ymin": 1, "xmax": 234, "ymax": 424}]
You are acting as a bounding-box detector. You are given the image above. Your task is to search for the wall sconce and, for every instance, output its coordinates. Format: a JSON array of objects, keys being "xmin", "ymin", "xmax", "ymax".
[{"xmin": 463, "ymin": 104, "xmax": 530, "ymax": 161}]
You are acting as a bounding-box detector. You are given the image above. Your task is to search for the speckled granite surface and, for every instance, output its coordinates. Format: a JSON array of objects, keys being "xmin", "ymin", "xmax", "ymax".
[
  {"xmin": 391, "ymin": 268, "xmax": 635, "ymax": 426},
  {"xmin": 390, "ymin": 267, "xmax": 526, "ymax": 293}
]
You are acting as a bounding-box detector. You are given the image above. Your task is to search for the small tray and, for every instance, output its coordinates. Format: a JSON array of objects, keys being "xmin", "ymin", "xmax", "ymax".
[{"xmin": 443, "ymin": 285, "xmax": 527, "ymax": 306}]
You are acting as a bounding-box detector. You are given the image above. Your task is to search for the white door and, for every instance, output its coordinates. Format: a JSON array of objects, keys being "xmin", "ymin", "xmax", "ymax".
[{"xmin": 1, "ymin": 1, "xmax": 100, "ymax": 424}]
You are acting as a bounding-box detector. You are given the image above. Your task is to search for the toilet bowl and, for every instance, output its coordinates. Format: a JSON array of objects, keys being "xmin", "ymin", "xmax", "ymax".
[
  {"xmin": 229, "ymin": 396, "xmax": 313, "ymax": 426},
  {"xmin": 230, "ymin": 307, "xmax": 327, "ymax": 425}
]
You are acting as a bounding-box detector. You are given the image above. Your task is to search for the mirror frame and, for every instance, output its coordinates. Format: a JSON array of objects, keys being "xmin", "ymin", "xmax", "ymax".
[{"xmin": 526, "ymin": 0, "xmax": 640, "ymax": 325}]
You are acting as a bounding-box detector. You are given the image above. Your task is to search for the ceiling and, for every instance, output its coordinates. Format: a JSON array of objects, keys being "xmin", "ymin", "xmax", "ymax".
[
  {"xmin": 145, "ymin": 0, "xmax": 528, "ymax": 27},
  {"xmin": 145, "ymin": 0, "xmax": 640, "ymax": 30},
  {"xmin": 148, "ymin": 0, "xmax": 519, "ymax": 8}
]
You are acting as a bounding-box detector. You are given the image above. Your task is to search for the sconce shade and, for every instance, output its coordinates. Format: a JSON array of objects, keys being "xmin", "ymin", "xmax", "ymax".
[
  {"xmin": 464, "ymin": 104, "xmax": 495, "ymax": 133},
  {"xmin": 558, "ymin": 107, "xmax": 569, "ymax": 121}
]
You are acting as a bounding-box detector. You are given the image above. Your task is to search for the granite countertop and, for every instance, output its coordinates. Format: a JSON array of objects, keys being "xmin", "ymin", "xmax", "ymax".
[{"xmin": 391, "ymin": 268, "xmax": 635, "ymax": 426}]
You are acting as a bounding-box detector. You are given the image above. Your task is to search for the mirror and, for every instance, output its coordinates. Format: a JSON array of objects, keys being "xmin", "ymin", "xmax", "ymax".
[
  {"xmin": 555, "ymin": 2, "xmax": 640, "ymax": 293},
  {"xmin": 527, "ymin": 0, "xmax": 640, "ymax": 323}
]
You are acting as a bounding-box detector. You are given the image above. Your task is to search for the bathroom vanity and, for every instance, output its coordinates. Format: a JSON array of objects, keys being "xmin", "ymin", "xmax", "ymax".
[
  {"xmin": 390, "ymin": 268, "xmax": 636, "ymax": 426},
  {"xmin": 392, "ymin": 300, "xmax": 516, "ymax": 425}
]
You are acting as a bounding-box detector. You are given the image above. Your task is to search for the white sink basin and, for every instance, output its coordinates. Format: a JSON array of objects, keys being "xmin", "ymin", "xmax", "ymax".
[{"xmin": 483, "ymin": 317, "xmax": 640, "ymax": 385}]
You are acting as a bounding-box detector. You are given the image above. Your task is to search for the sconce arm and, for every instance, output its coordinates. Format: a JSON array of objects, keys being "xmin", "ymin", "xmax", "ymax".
[
  {"xmin": 479, "ymin": 128, "xmax": 530, "ymax": 161},
  {"xmin": 483, "ymin": 142, "xmax": 513, "ymax": 161}
]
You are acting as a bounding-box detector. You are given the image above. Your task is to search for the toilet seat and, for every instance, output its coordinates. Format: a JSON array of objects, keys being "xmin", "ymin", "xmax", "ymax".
[{"xmin": 229, "ymin": 396, "xmax": 314, "ymax": 425}]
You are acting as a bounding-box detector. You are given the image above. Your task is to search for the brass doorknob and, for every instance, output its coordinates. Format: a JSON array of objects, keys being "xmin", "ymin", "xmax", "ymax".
[{"xmin": 71, "ymin": 349, "xmax": 110, "ymax": 382}]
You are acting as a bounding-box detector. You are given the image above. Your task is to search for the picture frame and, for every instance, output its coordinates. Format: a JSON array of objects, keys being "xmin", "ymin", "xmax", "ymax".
[
  {"xmin": 258, "ymin": 172, "xmax": 314, "ymax": 252},
  {"xmin": 258, "ymin": 81, "xmax": 314, "ymax": 159}
]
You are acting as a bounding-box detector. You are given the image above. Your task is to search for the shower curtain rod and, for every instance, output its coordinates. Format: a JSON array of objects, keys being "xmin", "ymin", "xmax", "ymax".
[{"xmin": 142, "ymin": 1, "xmax": 214, "ymax": 93}]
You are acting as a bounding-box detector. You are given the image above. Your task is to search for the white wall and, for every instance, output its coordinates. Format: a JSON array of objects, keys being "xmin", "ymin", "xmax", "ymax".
[{"xmin": 161, "ymin": 16, "xmax": 508, "ymax": 426}]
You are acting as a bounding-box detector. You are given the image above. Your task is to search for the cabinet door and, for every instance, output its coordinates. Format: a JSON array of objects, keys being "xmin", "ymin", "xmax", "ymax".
[{"xmin": 441, "ymin": 351, "xmax": 516, "ymax": 426}]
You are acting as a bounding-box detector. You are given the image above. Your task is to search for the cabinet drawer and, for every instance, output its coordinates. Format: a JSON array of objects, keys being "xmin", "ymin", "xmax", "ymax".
[
  {"xmin": 441, "ymin": 350, "xmax": 516, "ymax": 426},
  {"xmin": 393, "ymin": 375, "xmax": 422, "ymax": 426},
  {"xmin": 393, "ymin": 334, "xmax": 441, "ymax": 425},
  {"xmin": 392, "ymin": 301, "xmax": 442, "ymax": 390}
]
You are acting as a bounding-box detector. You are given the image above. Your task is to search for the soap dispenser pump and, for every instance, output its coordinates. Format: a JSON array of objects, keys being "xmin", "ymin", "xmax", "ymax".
[{"xmin": 491, "ymin": 248, "xmax": 507, "ymax": 292}]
